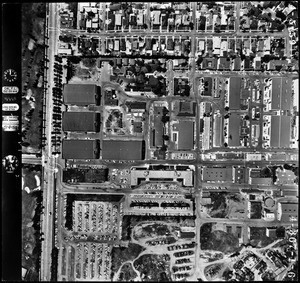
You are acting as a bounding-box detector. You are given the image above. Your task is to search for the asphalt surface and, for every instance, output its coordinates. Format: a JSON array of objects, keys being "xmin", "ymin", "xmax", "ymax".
[{"xmin": 40, "ymin": 3, "xmax": 60, "ymax": 281}]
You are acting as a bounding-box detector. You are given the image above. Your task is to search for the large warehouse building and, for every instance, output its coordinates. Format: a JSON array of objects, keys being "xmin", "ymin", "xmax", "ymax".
[
  {"xmin": 62, "ymin": 112, "xmax": 101, "ymax": 132},
  {"xmin": 62, "ymin": 139, "xmax": 100, "ymax": 159},
  {"xmin": 63, "ymin": 84, "xmax": 100, "ymax": 106},
  {"xmin": 102, "ymin": 140, "xmax": 145, "ymax": 160}
]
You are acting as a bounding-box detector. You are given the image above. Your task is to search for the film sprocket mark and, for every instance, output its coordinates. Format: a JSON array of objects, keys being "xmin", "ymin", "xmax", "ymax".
[{"xmin": 2, "ymin": 86, "xmax": 19, "ymax": 94}]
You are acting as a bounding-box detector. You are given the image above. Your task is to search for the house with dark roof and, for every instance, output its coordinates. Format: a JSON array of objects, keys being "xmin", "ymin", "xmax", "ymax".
[
  {"xmin": 62, "ymin": 112, "xmax": 100, "ymax": 132},
  {"xmin": 218, "ymin": 57, "xmax": 231, "ymax": 70},
  {"xmin": 102, "ymin": 140, "xmax": 145, "ymax": 160},
  {"xmin": 63, "ymin": 84, "xmax": 100, "ymax": 106},
  {"xmin": 62, "ymin": 139, "xmax": 100, "ymax": 159}
]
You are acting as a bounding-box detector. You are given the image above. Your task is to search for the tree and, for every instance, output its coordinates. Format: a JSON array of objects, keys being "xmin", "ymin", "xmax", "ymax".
[
  {"xmin": 224, "ymin": 143, "xmax": 228, "ymax": 147},
  {"xmin": 244, "ymin": 115, "xmax": 250, "ymax": 120},
  {"xmin": 161, "ymin": 115, "xmax": 170, "ymax": 124},
  {"xmin": 162, "ymin": 135, "xmax": 170, "ymax": 141},
  {"xmin": 225, "ymin": 106, "xmax": 229, "ymax": 111}
]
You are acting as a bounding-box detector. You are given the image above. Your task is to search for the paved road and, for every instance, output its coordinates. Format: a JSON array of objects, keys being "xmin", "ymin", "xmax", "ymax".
[
  {"xmin": 40, "ymin": 3, "xmax": 60, "ymax": 281},
  {"xmin": 22, "ymin": 154, "xmax": 42, "ymax": 165}
]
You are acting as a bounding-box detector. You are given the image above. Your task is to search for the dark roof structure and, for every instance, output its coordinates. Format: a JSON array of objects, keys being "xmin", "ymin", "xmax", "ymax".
[
  {"xmin": 62, "ymin": 139, "xmax": 100, "ymax": 159},
  {"xmin": 102, "ymin": 140, "xmax": 145, "ymax": 160},
  {"xmin": 172, "ymin": 120, "xmax": 194, "ymax": 150},
  {"xmin": 62, "ymin": 112, "xmax": 100, "ymax": 132},
  {"xmin": 229, "ymin": 77, "xmax": 241, "ymax": 110},
  {"xmin": 126, "ymin": 101, "xmax": 147, "ymax": 111},
  {"xmin": 63, "ymin": 84, "xmax": 100, "ymax": 106},
  {"xmin": 228, "ymin": 113, "xmax": 241, "ymax": 147}
]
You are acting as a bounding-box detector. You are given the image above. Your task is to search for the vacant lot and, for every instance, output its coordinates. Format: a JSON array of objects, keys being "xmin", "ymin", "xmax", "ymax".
[
  {"xmin": 249, "ymin": 227, "xmax": 275, "ymax": 248},
  {"xmin": 111, "ymin": 243, "xmax": 145, "ymax": 276},
  {"xmin": 200, "ymin": 223, "xmax": 240, "ymax": 254},
  {"xmin": 133, "ymin": 254, "xmax": 171, "ymax": 281},
  {"xmin": 203, "ymin": 192, "xmax": 246, "ymax": 219}
]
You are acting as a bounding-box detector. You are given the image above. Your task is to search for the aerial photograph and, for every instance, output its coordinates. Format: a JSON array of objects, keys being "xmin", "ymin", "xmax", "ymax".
[{"xmin": 20, "ymin": 1, "xmax": 298, "ymax": 281}]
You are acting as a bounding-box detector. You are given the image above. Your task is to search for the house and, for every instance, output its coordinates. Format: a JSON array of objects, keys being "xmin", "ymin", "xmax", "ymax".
[{"xmin": 218, "ymin": 57, "xmax": 231, "ymax": 70}]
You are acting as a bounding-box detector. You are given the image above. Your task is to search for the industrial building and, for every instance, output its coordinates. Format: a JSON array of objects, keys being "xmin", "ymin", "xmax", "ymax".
[
  {"xmin": 63, "ymin": 84, "xmax": 100, "ymax": 106},
  {"xmin": 62, "ymin": 112, "xmax": 101, "ymax": 132},
  {"xmin": 62, "ymin": 139, "xmax": 100, "ymax": 159},
  {"xmin": 130, "ymin": 165, "xmax": 194, "ymax": 187},
  {"xmin": 270, "ymin": 115, "xmax": 291, "ymax": 148},
  {"xmin": 102, "ymin": 140, "xmax": 145, "ymax": 160},
  {"xmin": 172, "ymin": 120, "xmax": 195, "ymax": 150},
  {"xmin": 277, "ymin": 202, "xmax": 298, "ymax": 222},
  {"xmin": 202, "ymin": 166, "xmax": 233, "ymax": 182}
]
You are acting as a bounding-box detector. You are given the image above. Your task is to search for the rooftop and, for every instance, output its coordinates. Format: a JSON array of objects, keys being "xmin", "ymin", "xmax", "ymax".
[
  {"xmin": 62, "ymin": 112, "xmax": 100, "ymax": 132},
  {"xmin": 63, "ymin": 84, "xmax": 100, "ymax": 106},
  {"xmin": 62, "ymin": 139, "xmax": 100, "ymax": 159},
  {"xmin": 102, "ymin": 140, "xmax": 145, "ymax": 160}
]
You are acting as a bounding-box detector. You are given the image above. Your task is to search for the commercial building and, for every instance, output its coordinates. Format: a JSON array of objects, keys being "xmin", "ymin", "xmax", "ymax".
[
  {"xmin": 229, "ymin": 77, "xmax": 241, "ymax": 110},
  {"xmin": 202, "ymin": 166, "xmax": 233, "ymax": 182},
  {"xmin": 275, "ymin": 170, "xmax": 296, "ymax": 186},
  {"xmin": 172, "ymin": 120, "xmax": 195, "ymax": 150},
  {"xmin": 62, "ymin": 112, "xmax": 100, "ymax": 132},
  {"xmin": 277, "ymin": 202, "xmax": 298, "ymax": 222},
  {"xmin": 102, "ymin": 140, "xmax": 145, "ymax": 160},
  {"xmin": 62, "ymin": 139, "xmax": 100, "ymax": 159},
  {"xmin": 228, "ymin": 113, "xmax": 241, "ymax": 147},
  {"xmin": 233, "ymin": 166, "xmax": 246, "ymax": 184},
  {"xmin": 63, "ymin": 84, "xmax": 100, "ymax": 106},
  {"xmin": 249, "ymin": 177, "xmax": 273, "ymax": 186},
  {"xmin": 130, "ymin": 166, "xmax": 194, "ymax": 187},
  {"xmin": 271, "ymin": 78, "xmax": 292, "ymax": 111},
  {"xmin": 270, "ymin": 115, "xmax": 291, "ymax": 148}
]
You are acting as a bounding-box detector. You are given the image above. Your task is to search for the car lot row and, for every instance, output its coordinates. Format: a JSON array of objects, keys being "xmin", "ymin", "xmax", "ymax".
[
  {"xmin": 75, "ymin": 242, "xmax": 111, "ymax": 280},
  {"xmin": 72, "ymin": 201, "xmax": 119, "ymax": 235}
]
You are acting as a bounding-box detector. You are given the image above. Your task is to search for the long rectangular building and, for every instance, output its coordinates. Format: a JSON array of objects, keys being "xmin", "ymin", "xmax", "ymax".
[
  {"xmin": 229, "ymin": 77, "xmax": 241, "ymax": 110},
  {"xmin": 102, "ymin": 140, "xmax": 145, "ymax": 160},
  {"xmin": 271, "ymin": 78, "xmax": 292, "ymax": 110},
  {"xmin": 63, "ymin": 84, "xmax": 100, "ymax": 106},
  {"xmin": 228, "ymin": 113, "xmax": 240, "ymax": 147},
  {"xmin": 62, "ymin": 139, "xmax": 100, "ymax": 159},
  {"xmin": 270, "ymin": 115, "xmax": 291, "ymax": 148},
  {"xmin": 62, "ymin": 112, "xmax": 100, "ymax": 132}
]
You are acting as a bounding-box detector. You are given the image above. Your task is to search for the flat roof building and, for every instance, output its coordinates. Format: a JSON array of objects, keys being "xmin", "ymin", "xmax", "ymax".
[
  {"xmin": 249, "ymin": 177, "xmax": 273, "ymax": 186},
  {"xmin": 63, "ymin": 84, "xmax": 100, "ymax": 106},
  {"xmin": 102, "ymin": 140, "xmax": 145, "ymax": 160},
  {"xmin": 130, "ymin": 167, "xmax": 194, "ymax": 187},
  {"xmin": 172, "ymin": 120, "xmax": 194, "ymax": 150},
  {"xmin": 202, "ymin": 167, "xmax": 233, "ymax": 182},
  {"xmin": 270, "ymin": 115, "xmax": 291, "ymax": 148},
  {"xmin": 228, "ymin": 113, "xmax": 241, "ymax": 147},
  {"xmin": 62, "ymin": 112, "xmax": 100, "ymax": 132},
  {"xmin": 62, "ymin": 139, "xmax": 100, "ymax": 159},
  {"xmin": 277, "ymin": 202, "xmax": 298, "ymax": 222},
  {"xmin": 271, "ymin": 78, "xmax": 292, "ymax": 111},
  {"xmin": 229, "ymin": 77, "xmax": 241, "ymax": 110}
]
